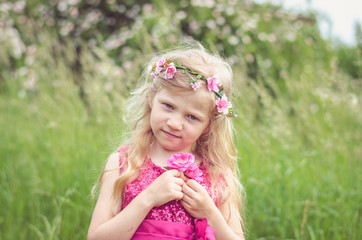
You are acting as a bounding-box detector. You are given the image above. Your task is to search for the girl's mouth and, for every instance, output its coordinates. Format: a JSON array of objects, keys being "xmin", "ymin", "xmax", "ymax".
[{"xmin": 162, "ymin": 130, "xmax": 181, "ymax": 138}]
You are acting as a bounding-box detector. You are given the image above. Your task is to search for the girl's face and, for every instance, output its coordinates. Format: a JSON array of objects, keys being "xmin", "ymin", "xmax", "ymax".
[{"xmin": 150, "ymin": 86, "xmax": 213, "ymax": 154}]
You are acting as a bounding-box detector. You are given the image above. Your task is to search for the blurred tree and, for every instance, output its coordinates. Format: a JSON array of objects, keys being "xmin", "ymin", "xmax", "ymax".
[
  {"xmin": 0, "ymin": 0, "xmax": 348, "ymax": 105},
  {"xmin": 335, "ymin": 22, "xmax": 362, "ymax": 79},
  {"xmin": 354, "ymin": 21, "xmax": 362, "ymax": 78}
]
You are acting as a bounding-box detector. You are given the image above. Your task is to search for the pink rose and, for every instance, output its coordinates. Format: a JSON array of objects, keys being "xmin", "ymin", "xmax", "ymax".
[
  {"xmin": 184, "ymin": 164, "xmax": 203, "ymax": 182},
  {"xmin": 190, "ymin": 82, "xmax": 201, "ymax": 90},
  {"xmin": 166, "ymin": 153, "xmax": 203, "ymax": 182},
  {"xmin": 165, "ymin": 62, "xmax": 176, "ymax": 79},
  {"xmin": 156, "ymin": 66, "xmax": 163, "ymax": 73},
  {"xmin": 167, "ymin": 153, "xmax": 195, "ymax": 172},
  {"xmin": 157, "ymin": 57, "xmax": 167, "ymax": 67},
  {"xmin": 207, "ymin": 76, "xmax": 221, "ymax": 92},
  {"xmin": 155, "ymin": 57, "xmax": 167, "ymax": 73},
  {"xmin": 215, "ymin": 94, "xmax": 232, "ymax": 115},
  {"xmin": 150, "ymin": 72, "xmax": 158, "ymax": 79}
]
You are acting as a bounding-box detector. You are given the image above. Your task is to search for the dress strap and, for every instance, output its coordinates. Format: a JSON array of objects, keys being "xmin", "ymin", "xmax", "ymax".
[{"xmin": 117, "ymin": 145, "xmax": 129, "ymax": 169}]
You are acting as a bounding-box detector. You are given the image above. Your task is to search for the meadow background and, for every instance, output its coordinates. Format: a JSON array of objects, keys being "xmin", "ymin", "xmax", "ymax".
[{"xmin": 0, "ymin": 0, "xmax": 361, "ymax": 239}]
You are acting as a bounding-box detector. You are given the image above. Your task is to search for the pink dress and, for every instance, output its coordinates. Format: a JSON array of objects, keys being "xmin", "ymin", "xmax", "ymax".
[{"xmin": 118, "ymin": 147, "xmax": 218, "ymax": 240}]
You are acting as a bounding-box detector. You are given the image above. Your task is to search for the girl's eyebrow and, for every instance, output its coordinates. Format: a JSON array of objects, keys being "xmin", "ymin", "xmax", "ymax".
[
  {"xmin": 157, "ymin": 96, "xmax": 173, "ymax": 103},
  {"xmin": 185, "ymin": 102, "xmax": 209, "ymax": 118},
  {"xmin": 189, "ymin": 108, "xmax": 208, "ymax": 119},
  {"xmin": 158, "ymin": 96, "xmax": 208, "ymax": 118}
]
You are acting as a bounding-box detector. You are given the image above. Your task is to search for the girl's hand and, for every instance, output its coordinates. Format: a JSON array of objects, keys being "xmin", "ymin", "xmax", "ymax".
[
  {"xmin": 143, "ymin": 169, "xmax": 185, "ymax": 207},
  {"xmin": 180, "ymin": 179, "xmax": 217, "ymax": 219}
]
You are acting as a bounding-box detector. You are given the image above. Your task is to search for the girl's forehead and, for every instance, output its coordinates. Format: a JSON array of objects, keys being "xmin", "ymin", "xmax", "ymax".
[{"xmin": 158, "ymin": 86, "xmax": 214, "ymax": 112}]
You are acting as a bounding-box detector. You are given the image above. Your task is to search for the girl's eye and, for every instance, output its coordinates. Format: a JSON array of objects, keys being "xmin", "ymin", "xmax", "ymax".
[
  {"xmin": 164, "ymin": 103, "xmax": 173, "ymax": 109},
  {"xmin": 188, "ymin": 115, "xmax": 198, "ymax": 121}
]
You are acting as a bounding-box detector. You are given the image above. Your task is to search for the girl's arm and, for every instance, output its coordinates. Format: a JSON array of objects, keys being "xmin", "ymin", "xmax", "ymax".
[
  {"xmin": 87, "ymin": 152, "xmax": 185, "ymax": 240},
  {"xmin": 181, "ymin": 179, "xmax": 245, "ymax": 240}
]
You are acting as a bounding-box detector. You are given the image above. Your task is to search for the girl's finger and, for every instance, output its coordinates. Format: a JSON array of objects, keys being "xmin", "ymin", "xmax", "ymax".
[
  {"xmin": 168, "ymin": 169, "xmax": 182, "ymax": 177},
  {"xmin": 173, "ymin": 190, "xmax": 184, "ymax": 201},
  {"xmin": 180, "ymin": 199, "xmax": 191, "ymax": 209},
  {"xmin": 182, "ymin": 182, "xmax": 196, "ymax": 197},
  {"xmin": 186, "ymin": 179, "xmax": 203, "ymax": 192},
  {"xmin": 181, "ymin": 193, "xmax": 192, "ymax": 205},
  {"xmin": 179, "ymin": 172, "xmax": 188, "ymax": 181},
  {"xmin": 174, "ymin": 183, "xmax": 182, "ymax": 192},
  {"xmin": 174, "ymin": 177, "xmax": 184, "ymax": 186}
]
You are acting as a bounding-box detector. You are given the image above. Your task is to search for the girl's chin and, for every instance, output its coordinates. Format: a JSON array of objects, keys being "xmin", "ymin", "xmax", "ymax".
[{"xmin": 162, "ymin": 145, "xmax": 192, "ymax": 153}]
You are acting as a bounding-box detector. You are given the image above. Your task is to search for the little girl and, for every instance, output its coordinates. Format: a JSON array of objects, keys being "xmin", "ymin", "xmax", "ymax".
[{"xmin": 87, "ymin": 43, "xmax": 245, "ymax": 240}]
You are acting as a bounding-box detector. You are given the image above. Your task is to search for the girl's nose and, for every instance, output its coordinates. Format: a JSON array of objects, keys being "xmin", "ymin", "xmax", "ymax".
[{"xmin": 167, "ymin": 116, "xmax": 183, "ymax": 131}]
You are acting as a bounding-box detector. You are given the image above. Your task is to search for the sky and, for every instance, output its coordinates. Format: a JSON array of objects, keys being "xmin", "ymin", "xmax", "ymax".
[{"xmin": 254, "ymin": 0, "xmax": 362, "ymax": 45}]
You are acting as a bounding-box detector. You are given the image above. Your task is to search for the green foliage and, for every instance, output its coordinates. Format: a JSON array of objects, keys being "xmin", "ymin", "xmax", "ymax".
[
  {"xmin": 0, "ymin": 0, "xmax": 361, "ymax": 240},
  {"xmin": 335, "ymin": 44, "xmax": 361, "ymax": 79},
  {"xmin": 0, "ymin": 0, "xmax": 336, "ymax": 81}
]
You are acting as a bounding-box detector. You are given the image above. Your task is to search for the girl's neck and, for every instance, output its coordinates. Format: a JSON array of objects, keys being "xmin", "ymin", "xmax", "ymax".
[
  {"xmin": 148, "ymin": 141, "xmax": 201, "ymax": 167},
  {"xmin": 148, "ymin": 141, "xmax": 192, "ymax": 167},
  {"xmin": 147, "ymin": 142, "xmax": 177, "ymax": 167}
]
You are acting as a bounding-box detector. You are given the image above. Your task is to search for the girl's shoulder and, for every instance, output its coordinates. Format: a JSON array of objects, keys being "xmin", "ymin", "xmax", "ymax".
[
  {"xmin": 104, "ymin": 146, "xmax": 130, "ymax": 171},
  {"xmin": 104, "ymin": 151, "xmax": 120, "ymax": 170}
]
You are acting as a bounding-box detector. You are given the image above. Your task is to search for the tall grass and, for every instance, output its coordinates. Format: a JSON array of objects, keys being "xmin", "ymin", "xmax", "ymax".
[
  {"xmin": 0, "ymin": 36, "xmax": 123, "ymax": 239},
  {"xmin": 0, "ymin": 33, "xmax": 361, "ymax": 240},
  {"xmin": 234, "ymin": 64, "xmax": 361, "ymax": 239}
]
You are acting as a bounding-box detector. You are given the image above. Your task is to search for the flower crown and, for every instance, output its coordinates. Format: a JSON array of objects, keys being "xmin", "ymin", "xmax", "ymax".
[{"xmin": 149, "ymin": 57, "xmax": 237, "ymax": 118}]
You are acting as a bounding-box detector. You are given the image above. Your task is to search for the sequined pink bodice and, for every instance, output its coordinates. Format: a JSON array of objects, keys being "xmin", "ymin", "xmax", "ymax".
[{"xmin": 119, "ymin": 147, "xmax": 217, "ymax": 226}]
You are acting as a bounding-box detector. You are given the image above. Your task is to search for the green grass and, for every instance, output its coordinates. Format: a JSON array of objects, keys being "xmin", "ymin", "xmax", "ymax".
[
  {"xmin": 0, "ymin": 82, "xmax": 109, "ymax": 239},
  {"xmin": 0, "ymin": 48, "xmax": 123, "ymax": 239},
  {"xmin": 234, "ymin": 67, "xmax": 361, "ymax": 239},
  {"xmin": 0, "ymin": 38, "xmax": 361, "ymax": 240}
]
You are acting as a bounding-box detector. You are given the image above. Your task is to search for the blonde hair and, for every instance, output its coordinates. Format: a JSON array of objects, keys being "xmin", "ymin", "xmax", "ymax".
[{"xmin": 109, "ymin": 43, "xmax": 244, "ymax": 232}]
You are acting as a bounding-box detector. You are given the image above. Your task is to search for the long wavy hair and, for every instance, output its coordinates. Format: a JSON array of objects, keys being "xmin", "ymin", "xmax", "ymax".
[{"xmin": 106, "ymin": 43, "xmax": 244, "ymax": 232}]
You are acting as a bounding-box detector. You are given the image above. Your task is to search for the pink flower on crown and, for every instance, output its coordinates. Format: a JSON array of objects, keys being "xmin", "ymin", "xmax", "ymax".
[
  {"xmin": 157, "ymin": 57, "xmax": 167, "ymax": 67},
  {"xmin": 207, "ymin": 76, "xmax": 221, "ymax": 92},
  {"xmin": 165, "ymin": 62, "xmax": 176, "ymax": 79},
  {"xmin": 190, "ymin": 82, "xmax": 201, "ymax": 90},
  {"xmin": 155, "ymin": 58, "xmax": 167, "ymax": 73},
  {"xmin": 216, "ymin": 94, "xmax": 232, "ymax": 115},
  {"xmin": 156, "ymin": 66, "xmax": 163, "ymax": 73},
  {"xmin": 150, "ymin": 72, "xmax": 158, "ymax": 79}
]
